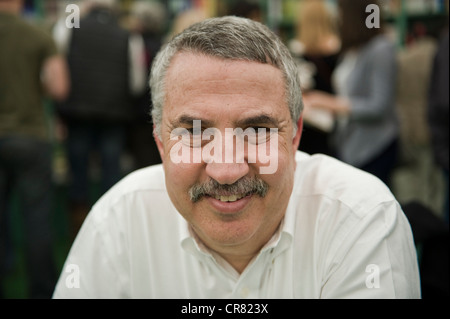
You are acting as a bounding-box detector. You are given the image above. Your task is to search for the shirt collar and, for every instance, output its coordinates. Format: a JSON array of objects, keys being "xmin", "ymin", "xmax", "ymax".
[{"xmin": 261, "ymin": 196, "xmax": 296, "ymax": 258}]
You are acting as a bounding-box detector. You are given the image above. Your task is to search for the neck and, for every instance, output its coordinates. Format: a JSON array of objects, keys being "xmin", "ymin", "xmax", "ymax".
[{"xmin": 192, "ymin": 221, "xmax": 282, "ymax": 274}]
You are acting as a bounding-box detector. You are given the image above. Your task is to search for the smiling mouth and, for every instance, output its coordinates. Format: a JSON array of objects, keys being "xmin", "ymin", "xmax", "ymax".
[
  {"xmin": 211, "ymin": 193, "xmax": 251, "ymax": 202},
  {"xmin": 205, "ymin": 192, "xmax": 254, "ymax": 214},
  {"xmin": 189, "ymin": 177, "xmax": 269, "ymax": 203}
]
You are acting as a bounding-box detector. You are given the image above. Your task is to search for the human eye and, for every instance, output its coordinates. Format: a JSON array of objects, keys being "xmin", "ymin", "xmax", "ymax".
[
  {"xmin": 170, "ymin": 126, "xmax": 200, "ymax": 148},
  {"xmin": 170, "ymin": 118, "xmax": 206, "ymax": 148},
  {"xmin": 179, "ymin": 126, "xmax": 202, "ymax": 148},
  {"xmin": 244, "ymin": 127, "xmax": 275, "ymax": 145},
  {"xmin": 185, "ymin": 127, "xmax": 202, "ymax": 136}
]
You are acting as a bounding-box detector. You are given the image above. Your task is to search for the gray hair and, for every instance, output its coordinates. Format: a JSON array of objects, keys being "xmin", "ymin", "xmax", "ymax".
[{"xmin": 150, "ymin": 16, "xmax": 303, "ymax": 137}]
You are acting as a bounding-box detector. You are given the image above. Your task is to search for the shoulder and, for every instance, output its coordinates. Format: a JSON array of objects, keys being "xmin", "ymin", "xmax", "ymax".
[
  {"xmin": 294, "ymin": 152, "xmax": 397, "ymax": 218},
  {"xmin": 7, "ymin": 15, "xmax": 51, "ymax": 40},
  {"xmin": 363, "ymin": 34, "xmax": 396, "ymax": 58},
  {"xmin": 291, "ymin": 153, "xmax": 416, "ymax": 288},
  {"xmin": 15, "ymin": 20, "xmax": 57, "ymax": 56},
  {"xmin": 89, "ymin": 164, "xmax": 168, "ymax": 222},
  {"xmin": 101, "ymin": 163, "xmax": 165, "ymax": 199},
  {"xmin": 113, "ymin": 164, "xmax": 165, "ymax": 192}
]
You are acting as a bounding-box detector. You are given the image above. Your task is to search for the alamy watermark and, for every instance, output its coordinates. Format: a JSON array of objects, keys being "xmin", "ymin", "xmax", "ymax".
[
  {"xmin": 65, "ymin": 4, "xmax": 80, "ymax": 29},
  {"xmin": 65, "ymin": 263, "xmax": 80, "ymax": 289},
  {"xmin": 62, "ymin": 3, "xmax": 380, "ymax": 30},
  {"xmin": 366, "ymin": 4, "xmax": 381, "ymax": 29},
  {"xmin": 169, "ymin": 120, "xmax": 279, "ymax": 175},
  {"xmin": 365, "ymin": 264, "xmax": 381, "ymax": 289},
  {"xmin": 63, "ymin": 262, "xmax": 382, "ymax": 291}
]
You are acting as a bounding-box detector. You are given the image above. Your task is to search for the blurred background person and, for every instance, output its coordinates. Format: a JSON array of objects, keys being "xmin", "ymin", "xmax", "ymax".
[
  {"xmin": 401, "ymin": 26, "xmax": 449, "ymax": 300},
  {"xmin": 125, "ymin": 0, "xmax": 166, "ymax": 169},
  {"xmin": 289, "ymin": 0, "xmax": 341, "ymax": 156},
  {"xmin": 0, "ymin": 0, "xmax": 69, "ymax": 298},
  {"xmin": 54, "ymin": 0, "xmax": 146, "ymax": 239},
  {"xmin": 165, "ymin": 7, "xmax": 208, "ymax": 41},
  {"xmin": 428, "ymin": 27, "xmax": 449, "ymax": 224},
  {"xmin": 303, "ymin": 0, "xmax": 399, "ymax": 188},
  {"xmin": 394, "ymin": 22, "xmax": 443, "ymax": 214}
]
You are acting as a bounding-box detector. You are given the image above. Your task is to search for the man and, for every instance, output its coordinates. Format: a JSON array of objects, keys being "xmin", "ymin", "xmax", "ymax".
[
  {"xmin": 53, "ymin": 17, "xmax": 420, "ymax": 299},
  {"xmin": 53, "ymin": 0, "xmax": 146, "ymax": 238},
  {"xmin": 0, "ymin": 0, "xmax": 69, "ymax": 298}
]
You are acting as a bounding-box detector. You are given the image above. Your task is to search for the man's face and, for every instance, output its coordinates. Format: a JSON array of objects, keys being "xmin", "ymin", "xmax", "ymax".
[{"xmin": 155, "ymin": 52, "xmax": 302, "ymax": 255}]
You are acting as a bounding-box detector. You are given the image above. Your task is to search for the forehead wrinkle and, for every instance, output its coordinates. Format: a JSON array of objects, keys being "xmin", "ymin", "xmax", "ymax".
[
  {"xmin": 173, "ymin": 79, "xmax": 276, "ymax": 101},
  {"xmin": 166, "ymin": 52, "xmax": 285, "ymax": 95},
  {"xmin": 164, "ymin": 53, "xmax": 290, "ymax": 130}
]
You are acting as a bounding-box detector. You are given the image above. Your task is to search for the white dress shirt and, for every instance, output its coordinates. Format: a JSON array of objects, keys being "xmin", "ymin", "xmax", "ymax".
[{"xmin": 53, "ymin": 152, "xmax": 421, "ymax": 299}]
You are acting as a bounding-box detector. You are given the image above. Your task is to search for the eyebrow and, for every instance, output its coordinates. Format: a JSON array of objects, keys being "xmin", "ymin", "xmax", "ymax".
[
  {"xmin": 236, "ymin": 114, "xmax": 280, "ymax": 128},
  {"xmin": 170, "ymin": 115, "xmax": 214, "ymax": 128},
  {"xmin": 170, "ymin": 113, "xmax": 280, "ymax": 129}
]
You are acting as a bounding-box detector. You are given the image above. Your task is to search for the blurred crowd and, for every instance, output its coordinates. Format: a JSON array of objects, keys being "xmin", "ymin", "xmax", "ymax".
[{"xmin": 0, "ymin": 0, "xmax": 448, "ymax": 298}]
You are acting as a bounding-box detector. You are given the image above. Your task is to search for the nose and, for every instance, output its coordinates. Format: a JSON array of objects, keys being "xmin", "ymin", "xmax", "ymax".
[
  {"xmin": 203, "ymin": 128, "xmax": 250, "ymax": 184},
  {"xmin": 205, "ymin": 161, "xmax": 249, "ymax": 185}
]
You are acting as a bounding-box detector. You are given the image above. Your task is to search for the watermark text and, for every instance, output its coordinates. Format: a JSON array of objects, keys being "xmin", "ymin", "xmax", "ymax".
[{"xmin": 169, "ymin": 120, "xmax": 279, "ymax": 174}]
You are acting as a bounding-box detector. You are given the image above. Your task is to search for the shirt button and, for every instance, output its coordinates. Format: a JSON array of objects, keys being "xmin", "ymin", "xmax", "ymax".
[{"xmin": 240, "ymin": 287, "xmax": 249, "ymax": 298}]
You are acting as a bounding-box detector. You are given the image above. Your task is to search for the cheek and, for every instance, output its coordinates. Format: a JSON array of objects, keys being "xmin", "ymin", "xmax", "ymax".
[
  {"xmin": 164, "ymin": 160, "xmax": 196, "ymax": 190},
  {"xmin": 162, "ymin": 140, "xmax": 203, "ymax": 182},
  {"xmin": 163, "ymin": 159, "xmax": 205, "ymax": 208},
  {"xmin": 253, "ymin": 131, "xmax": 296, "ymax": 176},
  {"xmin": 263, "ymin": 157, "xmax": 294, "ymax": 193},
  {"xmin": 259, "ymin": 139, "xmax": 296, "ymax": 198}
]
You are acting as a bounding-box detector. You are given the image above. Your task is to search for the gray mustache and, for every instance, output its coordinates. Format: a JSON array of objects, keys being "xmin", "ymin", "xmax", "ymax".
[{"xmin": 189, "ymin": 176, "xmax": 269, "ymax": 203}]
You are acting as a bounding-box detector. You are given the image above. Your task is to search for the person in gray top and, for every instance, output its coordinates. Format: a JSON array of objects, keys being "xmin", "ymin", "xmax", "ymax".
[{"xmin": 303, "ymin": 0, "xmax": 398, "ymax": 187}]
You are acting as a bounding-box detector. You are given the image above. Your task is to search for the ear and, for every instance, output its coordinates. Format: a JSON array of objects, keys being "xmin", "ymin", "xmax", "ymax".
[
  {"xmin": 292, "ymin": 115, "xmax": 303, "ymax": 151},
  {"xmin": 153, "ymin": 125, "xmax": 165, "ymax": 161}
]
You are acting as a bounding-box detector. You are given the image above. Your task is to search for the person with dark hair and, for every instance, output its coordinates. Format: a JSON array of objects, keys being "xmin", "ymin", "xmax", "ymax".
[
  {"xmin": 428, "ymin": 28, "xmax": 449, "ymax": 223},
  {"xmin": 54, "ymin": 0, "xmax": 146, "ymax": 238},
  {"xmin": 304, "ymin": 0, "xmax": 399, "ymax": 187},
  {"xmin": 290, "ymin": 0, "xmax": 341, "ymax": 156},
  {"xmin": 0, "ymin": 0, "xmax": 69, "ymax": 298},
  {"xmin": 126, "ymin": 0, "xmax": 166, "ymax": 169},
  {"xmin": 338, "ymin": 0, "xmax": 385, "ymax": 51}
]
